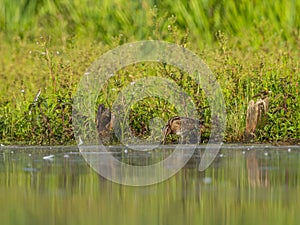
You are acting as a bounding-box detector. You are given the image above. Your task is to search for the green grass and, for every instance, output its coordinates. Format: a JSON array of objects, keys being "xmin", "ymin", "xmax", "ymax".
[{"xmin": 0, "ymin": 0, "xmax": 299, "ymax": 144}]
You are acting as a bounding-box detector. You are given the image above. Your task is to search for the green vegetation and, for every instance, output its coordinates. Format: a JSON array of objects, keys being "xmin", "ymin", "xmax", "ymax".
[{"xmin": 0, "ymin": 0, "xmax": 299, "ymax": 145}]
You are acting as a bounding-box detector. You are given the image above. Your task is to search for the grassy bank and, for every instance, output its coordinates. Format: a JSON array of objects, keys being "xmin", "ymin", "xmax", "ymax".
[{"xmin": 0, "ymin": 0, "xmax": 299, "ymax": 145}]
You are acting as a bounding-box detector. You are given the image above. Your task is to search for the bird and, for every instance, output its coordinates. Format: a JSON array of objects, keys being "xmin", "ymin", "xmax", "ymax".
[
  {"xmin": 162, "ymin": 116, "xmax": 204, "ymax": 144},
  {"xmin": 245, "ymin": 90, "xmax": 270, "ymax": 141},
  {"xmin": 96, "ymin": 104, "xmax": 115, "ymax": 139}
]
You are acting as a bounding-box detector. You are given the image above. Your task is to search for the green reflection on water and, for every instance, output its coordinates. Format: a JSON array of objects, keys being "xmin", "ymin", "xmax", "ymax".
[{"xmin": 0, "ymin": 146, "xmax": 299, "ymax": 225}]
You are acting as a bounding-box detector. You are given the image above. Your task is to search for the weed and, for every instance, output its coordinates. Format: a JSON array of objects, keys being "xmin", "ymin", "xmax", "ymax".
[{"xmin": 0, "ymin": 2, "xmax": 299, "ymax": 144}]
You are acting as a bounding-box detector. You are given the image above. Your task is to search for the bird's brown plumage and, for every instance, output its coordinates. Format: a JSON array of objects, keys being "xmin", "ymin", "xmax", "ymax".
[
  {"xmin": 162, "ymin": 116, "xmax": 203, "ymax": 144},
  {"xmin": 96, "ymin": 104, "xmax": 115, "ymax": 139}
]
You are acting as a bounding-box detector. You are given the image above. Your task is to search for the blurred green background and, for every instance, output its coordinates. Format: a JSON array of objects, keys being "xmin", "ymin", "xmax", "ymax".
[{"xmin": 1, "ymin": 0, "xmax": 299, "ymax": 45}]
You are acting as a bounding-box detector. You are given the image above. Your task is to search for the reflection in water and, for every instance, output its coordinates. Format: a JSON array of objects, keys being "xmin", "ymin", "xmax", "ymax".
[
  {"xmin": 0, "ymin": 145, "xmax": 300, "ymax": 225},
  {"xmin": 246, "ymin": 151, "xmax": 269, "ymax": 187}
]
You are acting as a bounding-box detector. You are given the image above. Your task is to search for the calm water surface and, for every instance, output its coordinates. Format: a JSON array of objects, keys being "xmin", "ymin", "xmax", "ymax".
[{"xmin": 0, "ymin": 145, "xmax": 299, "ymax": 225}]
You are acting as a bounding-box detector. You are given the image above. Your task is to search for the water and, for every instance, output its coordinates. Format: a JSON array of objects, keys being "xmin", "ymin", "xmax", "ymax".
[{"xmin": 0, "ymin": 145, "xmax": 299, "ymax": 225}]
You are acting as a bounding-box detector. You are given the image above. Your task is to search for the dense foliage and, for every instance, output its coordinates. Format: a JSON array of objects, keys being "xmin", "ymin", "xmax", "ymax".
[{"xmin": 0, "ymin": 0, "xmax": 299, "ymax": 144}]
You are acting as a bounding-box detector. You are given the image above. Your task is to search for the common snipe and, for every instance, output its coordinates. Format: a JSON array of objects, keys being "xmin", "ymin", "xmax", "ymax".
[
  {"xmin": 96, "ymin": 104, "xmax": 115, "ymax": 138},
  {"xmin": 245, "ymin": 90, "xmax": 270, "ymax": 141},
  {"xmin": 162, "ymin": 116, "xmax": 203, "ymax": 144}
]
